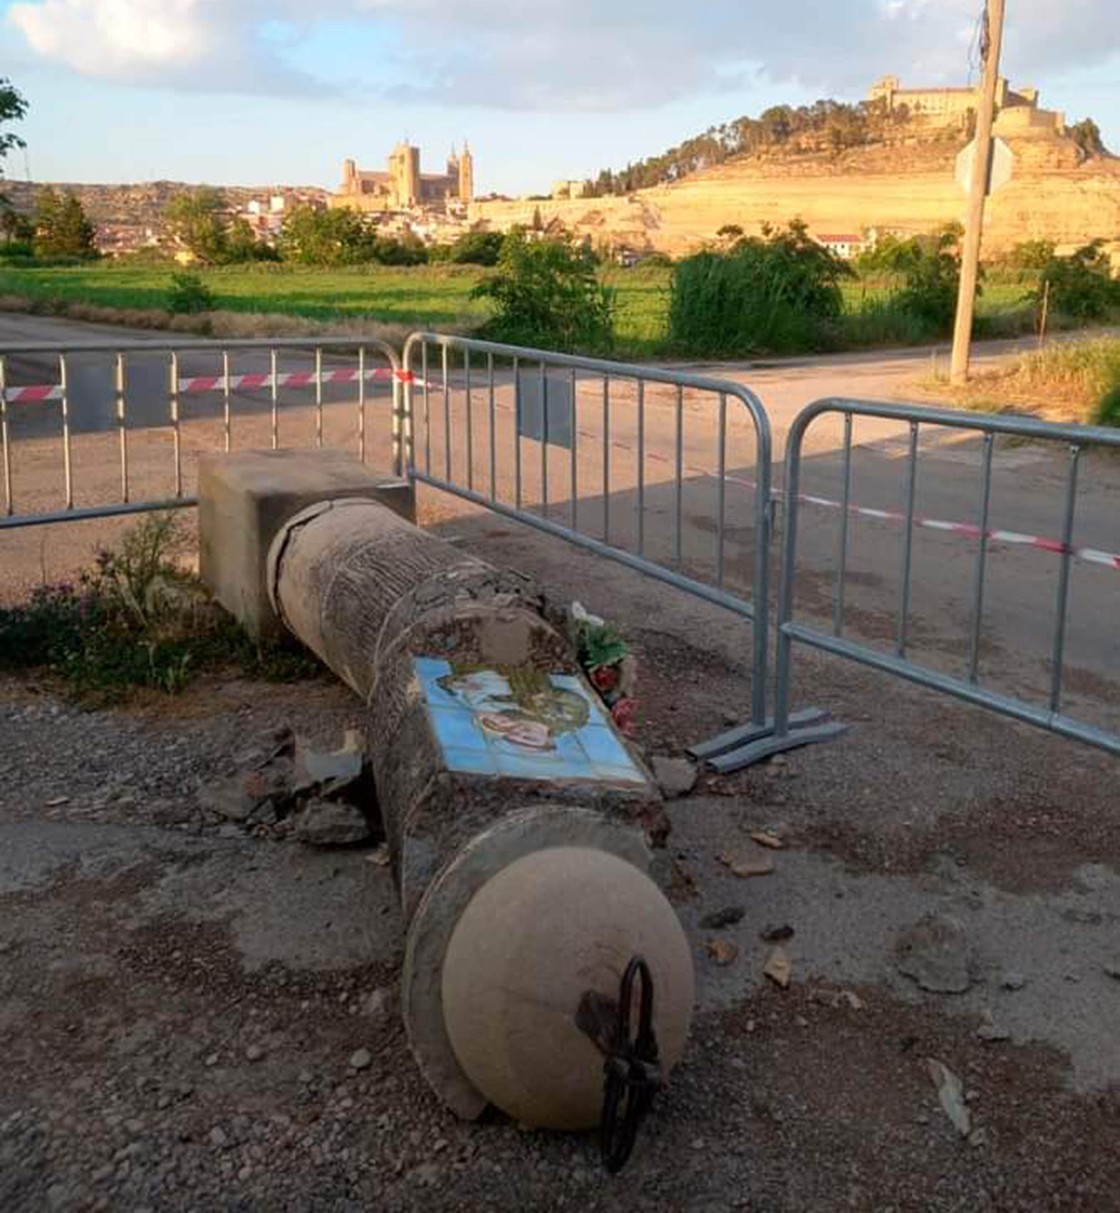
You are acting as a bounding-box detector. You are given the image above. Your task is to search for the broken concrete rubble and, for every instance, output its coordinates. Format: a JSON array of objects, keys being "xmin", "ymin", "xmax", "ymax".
[{"xmin": 196, "ymin": 728, "xmax": 377, "ymax": 848}]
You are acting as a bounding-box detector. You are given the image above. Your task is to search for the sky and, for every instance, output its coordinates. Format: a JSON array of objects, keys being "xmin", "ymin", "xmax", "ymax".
[{"xmin": 1, "ymin": 0, "xmax": 1118, "ymax": 196}]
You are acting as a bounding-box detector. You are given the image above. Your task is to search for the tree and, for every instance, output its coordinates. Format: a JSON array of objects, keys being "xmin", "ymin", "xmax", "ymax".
[
  {"xmin": 471, "ymin": 232, "xmax": 615, "ymax": 352},
  {"xmin": 1032, "ymin": 240, "xmax": 1118, "ymax": 320},
  {"xmin": 277, "ymin": 205, "xmax": 426, "ymax": 267},
  {"xmin": 448, "ymin": 230, "xmax": 504, "ymax": 266},
  {"xmin": 895, "ymin": 224, "xmax": 965, "ymax": 330},
  {"xmin": 0, "ymin": 78, "xmax": 28, "ymax": 171},
  {"xmin": 1069, "ymin": 118, "xmax": 1108, "ymax": 159},
  {"xmin": 33, "ymin": 186, "xmax": 97, "ymax": 258},
  {"xmin": 0, "ymin": 205, "xmax": 33, "ymax": 243},
  {"xmin": 278, "ymin": 205, "xmax": 377, "ymax": 266},
  {"xmin": 164, "ymin": 188, "xmax": 230, "ymax": 264}
]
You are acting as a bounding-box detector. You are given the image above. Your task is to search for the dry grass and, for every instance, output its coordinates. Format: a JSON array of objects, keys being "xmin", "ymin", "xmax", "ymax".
[
  {"xmin": 0, "ymin": 293, "xmax": 426, "ymax": 347},
  {"xmin": 915, "ymin": 336, "xmax": 1120, "ymax": 425}
]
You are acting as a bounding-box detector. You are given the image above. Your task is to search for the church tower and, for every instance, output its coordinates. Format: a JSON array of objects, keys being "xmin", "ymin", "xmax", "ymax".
[{"xmin": 458, "ymin": 140, "xmax": 474, "ymax": 203}]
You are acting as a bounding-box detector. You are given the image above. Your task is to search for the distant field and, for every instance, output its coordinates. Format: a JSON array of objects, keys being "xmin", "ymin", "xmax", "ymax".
[{"xmin": 0, "ymin": 260, "xmax": 1039, "ymax": 356}]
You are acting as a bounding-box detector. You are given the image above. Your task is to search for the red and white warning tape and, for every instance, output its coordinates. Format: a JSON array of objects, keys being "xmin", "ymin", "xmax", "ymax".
[
  {"xmin": 4, "ymin": 373, "xmax": 1118, "ymax": 572},
  {"xmin": 570, "ymin": 425, "xmax": 1120, "ymax": 574},
  {"xmin": 792, "ymin": 490, "xmax": 1120, "ymax": 572},
  {"xmin": 1, "ymin": 367, "xmax": 413, "ymax": 404}
]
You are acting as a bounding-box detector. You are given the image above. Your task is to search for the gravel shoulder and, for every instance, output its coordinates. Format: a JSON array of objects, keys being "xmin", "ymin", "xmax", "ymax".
[{"xmin": 1, "ymin": 499, "xmax": 1119, "ymax": 1211}]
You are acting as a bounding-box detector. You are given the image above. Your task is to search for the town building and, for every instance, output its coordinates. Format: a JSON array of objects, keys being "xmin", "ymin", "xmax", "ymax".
[
  {"xmin": 813, "ymin": 232, "xmax": 866, "ymax": 260},
  {"xmin": 333, "ymin": 142, "xmax": 474, "ymax": 213}
]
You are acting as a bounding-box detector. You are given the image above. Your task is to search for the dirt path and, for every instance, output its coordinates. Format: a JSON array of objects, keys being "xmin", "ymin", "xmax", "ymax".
[{"xmin": 2, "ymin": 517, "xmax": 1119, "ymax": 1210}]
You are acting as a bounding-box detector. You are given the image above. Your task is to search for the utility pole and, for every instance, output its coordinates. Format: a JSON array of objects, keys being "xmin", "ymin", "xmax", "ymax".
[{"xmin": 950, "ymin": 0, "xmax": 1007, "ymax": 385}]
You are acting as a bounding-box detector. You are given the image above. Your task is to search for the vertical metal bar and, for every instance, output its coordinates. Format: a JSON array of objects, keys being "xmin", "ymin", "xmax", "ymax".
[
  {"xmin": 967, "ymin": 433, "xmax": 995, "ymax": 683},
  {"xmin": 169, "ymin": 352, "xmax": 182, "ymax": 499},
  {"xmin": 442, "ymin": 343, "xmax": 451, "ymax": 481},
  {"xmin": 222, "ymin": 349, "xmax": 231, "ymax": 453},
  {"xmin": 464, "ymin": 348, "xmax": 474, "ymax": 492},
  {"xmin": 358, "ymin": 347, "xmax": 367, "ymax": 465},
  {"xmin": 715, "ymin": 392, "xmax": 727, "ymax": 587},
  {"xmin": 115, "ymin": 352, "xmax": 129, "ymax": 503},
  {"xmin": 389, "ymin": 352, "xmax": 402, "ymax": 475},
  {"xmin": 487, "ymin": 352, "xmax": 496, "ymax": 501},
  {"xmin": 59, "ymin": 354, "xmax": 73, "ymax": 510},
  {"xmin": 896, "ymin": 421, "xmax": 920, "ymax": 658},
  {"xmin": 772, "ymin": 417, "xmax": 804, "ymax": 737},
  {"xmin": 674, "ymin": 385, "xmax": 683, "ymax": 569},
  {"xmin": 602, "ymin": 375, "xmax": 611, "ymax": 543},
  {"xmin": 513, "ymin": 356, "xmax": 522, "ymax": 509},
  {"xmin": 0, "ymin": 356, "xmax": 12, "ymax": 516},
  {"xmin": 569, "ymin": 367, "xmax": 578, "ymax": 531},
  {"xmin": 1049, "ymin": 445, "xmax": 1081, "ymax": 714},
  {"xmin": 749, "ymin": 395, "xmax": 773, "ymax": 731},
  {"xmin": 540, "ymin": 361, "xmax": 549, "ymax": 515},
  {"xmin": 636, "ymin": 379, "xmax": 645, "ymax": 556},
  {"xmin": 833, "ymin": 413, "xmax": 854, "ymax": 636},
  {"xmin": 314, "ymin": 347, "xmax": 323, "ymax": 449},
  {"xmin": 422, "ymin": 342, "xmax": 431, "ymax": 474},
  {"xmin": 269, "ymin": 349, "xmax": 279, "ymax": 450}
]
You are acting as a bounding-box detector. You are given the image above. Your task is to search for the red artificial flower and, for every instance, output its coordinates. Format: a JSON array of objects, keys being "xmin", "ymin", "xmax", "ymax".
[
  {"xmin": 590, "ymin": 665, "xmax": 619, "ymax": 693},
  {"xmin": 611, "ymin": 696, "xmax": 638, "ymax": 738}
]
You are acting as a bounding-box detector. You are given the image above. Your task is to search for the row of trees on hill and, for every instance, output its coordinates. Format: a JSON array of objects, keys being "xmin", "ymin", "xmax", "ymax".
[
  {"xmin": 588, "ymin": 98, "xmax": 912, "ymax": 195},
  {"xmin": 590, "ymin": 98, "xmax": 1113, "ymax": 196}
]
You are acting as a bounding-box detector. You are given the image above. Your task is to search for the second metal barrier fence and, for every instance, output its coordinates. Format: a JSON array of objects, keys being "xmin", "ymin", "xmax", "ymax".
[{"xmin": 714, "ymin": 396, "xmax": 1120, "ymax": 769}]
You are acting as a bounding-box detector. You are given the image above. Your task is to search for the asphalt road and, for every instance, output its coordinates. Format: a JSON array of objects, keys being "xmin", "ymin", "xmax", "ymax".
[{"xmin": 2, "ymin": 312, "xmax": 1117, "ymax": 744}]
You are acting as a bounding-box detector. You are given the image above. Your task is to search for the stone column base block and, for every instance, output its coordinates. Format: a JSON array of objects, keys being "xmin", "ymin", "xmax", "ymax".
[{"xmin": 199, "ymin": 449, "xmax": 414, "ymax": 643}]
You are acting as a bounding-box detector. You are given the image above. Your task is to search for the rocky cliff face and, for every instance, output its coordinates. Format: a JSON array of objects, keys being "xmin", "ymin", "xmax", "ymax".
[{"xmin": 473, "ymin": 127, "xmax": 1120, "ymax": 256}]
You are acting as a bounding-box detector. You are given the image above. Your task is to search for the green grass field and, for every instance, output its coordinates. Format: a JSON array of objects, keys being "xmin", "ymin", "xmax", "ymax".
[{"xmin": 0, "ymin": 260, "xmax": 1041, "ymax": 357}]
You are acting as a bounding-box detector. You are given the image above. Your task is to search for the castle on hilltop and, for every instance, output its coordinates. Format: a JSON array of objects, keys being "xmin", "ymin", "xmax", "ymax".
[
  {"xmin": 867, "ymin": 76, "xmax": 1065, "ymax": 137},
  {"xmin": 332, "ymin": 142, "xmax": 474, "ymax": 213}
]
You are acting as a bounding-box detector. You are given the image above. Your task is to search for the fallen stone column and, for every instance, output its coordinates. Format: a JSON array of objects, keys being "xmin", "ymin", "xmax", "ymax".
[{"xmin": 202, "ymin": 454, "xmax": 693, "ymax": 1133}]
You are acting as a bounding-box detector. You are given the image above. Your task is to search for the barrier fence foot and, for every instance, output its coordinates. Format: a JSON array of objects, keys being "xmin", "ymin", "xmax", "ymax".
[
  {"xmin": 687, "ymin": 708, "xmax": 831, "ymax": 761},
  {"xmin": 687, "ymin": 708, "xmax": 847, "ymax": 773}
]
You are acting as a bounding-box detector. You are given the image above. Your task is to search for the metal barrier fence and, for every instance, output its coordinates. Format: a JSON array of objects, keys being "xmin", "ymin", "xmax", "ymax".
[
  {"xmin": 5, "ymin": 328, "xmax": 1117, "ymax": 770},
  {"xmin": 0, "ymin": 336, "xmax": 406, "ymax": 530},
  {"xmin": 717, "ymin": 396, "xmax": 1120, "ymax": 769},
  {"xmin": 401, "ymin": 331, "xmax": 782, "ymax": 743}
]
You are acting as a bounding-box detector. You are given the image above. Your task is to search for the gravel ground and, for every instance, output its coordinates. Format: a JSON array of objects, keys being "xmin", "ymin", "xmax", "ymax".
[{"xmin": 2, "ymin": 503, "xmax": 1119, "ymax": 1211}]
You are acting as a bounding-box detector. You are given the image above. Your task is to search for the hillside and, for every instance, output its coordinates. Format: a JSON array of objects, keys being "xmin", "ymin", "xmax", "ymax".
[
  {"xmin": 473, "ymin": 118, "xmax": 1120, "ymax": 257},
  {"xmin": 0, "ymin": 179, "xmax": 331, "ymax": 247}
]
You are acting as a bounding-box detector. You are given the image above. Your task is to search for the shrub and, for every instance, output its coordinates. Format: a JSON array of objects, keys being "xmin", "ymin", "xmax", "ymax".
[
  {"xmin": 0, "ymin": 513, "xmax": 320, "ymax": 702},
  {"xmin": 472, "ymin": 231, "xmax": 615, "ymax": 352},
  {"xmin": 448, "ymin": 230, "xmax": 504, "ymax": 266},
  {"xmin": 167, "ymin": 271, "xmax": 214, "ymax": 314},
  {"xmin": 894, "ymin": 226, "xmax": 963, "ymax": 331},
  {"xmin": 667, "ymin": 219, "xmax": 850, "ymax": 356},
  {"xmin": 1031, "ymin": 241, "xmax": 1118, "ymax": 322},
  {"xmin": 1096, "ymin": 382, "xmax": 1120, "ymax": 427}
]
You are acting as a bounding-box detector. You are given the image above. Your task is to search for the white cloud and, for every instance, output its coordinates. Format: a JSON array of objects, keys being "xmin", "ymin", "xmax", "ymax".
[
  {"xmin": 6, "ymin": 0, "xmax": 1119, "ymax": 108},
  {"xmin": 6, "ymin": 0, "xmax": 331, "ymax": 94}
]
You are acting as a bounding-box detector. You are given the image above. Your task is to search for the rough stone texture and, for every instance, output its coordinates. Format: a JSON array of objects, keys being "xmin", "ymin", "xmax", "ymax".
[
  {"xmin": 895, "ymin": 913, "xmax": 973, "ymax": 994},
  {"xmin": 198, "ymin": 449, "xmax": 414, "ymax": 642},
  {"xmin": 262, "ymin": 495, "xmax": 673, "ymax": 1123},
  {"xmin": 470, "ymin": 124, "xmax": 1120, "ymax": 258},
  {"xmin": 402, "ymin": 808, "xmax": 653, "ymax": 1120},
  {"xmin": 441, "ymin": 847, "xmax": 694, "ymax": 1130},
  {"xmin": 293, "ymin": 801, "xmax": 370, "ymax": 847},
  {"xmin": 651, "ymin": 755, "xmax": 698, "ymax": 800}
]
